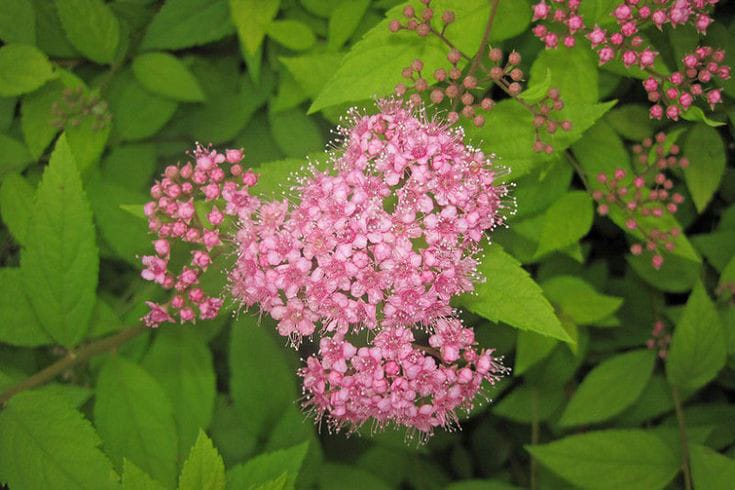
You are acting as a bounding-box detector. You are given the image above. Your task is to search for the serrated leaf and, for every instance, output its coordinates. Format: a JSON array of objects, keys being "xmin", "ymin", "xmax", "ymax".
[
  {"xmin": 683, "ymin": 123, "xmax": 727, "ymax": 212},
  {"xmin": 55, "ymin": 0, "xmax": 120, "ymax": 64},
  {"xmin": 21, "ymin": 135, "xmax": 98, "ymax": 347},
  {"xmin": 0, "ymin": 268, "xmax": 50, "ymax": 346},
  {"xmin": 527, "ymin": 430, "xmax": 679, "ymax": 490},
  {"xmin": 227, "ymin": 442, "xmax": 309, "ymax": 489},
  {"xmin": 230, "ymin": 0, "xmax": 281, "ymax": 55},
  {"xmin": 141, "ymin": 0, "xmax": 234, "ymax": 51},
  {"xmin": 0, "ymin": 0, "xmax": 35, "ymax": 44},
  {"xmin": 666, "ymin": 281, "xmax": 726, "ymax": 391},
  {"xmin": 123, "ymin": 459, "xmax": 165, "ymax": 490},
  {"xmin": 133, "ymin": 52, "xmax": 205, "ymax": 102},
  {"xmin": 559, "ymin": 349, "xmax": 656, "ymax": 427},
  {"xmin": 267, "ymin": 20, "xmax": 316, "ymax": 51},
  {"xmin": 535, "ymin": 191, "xmax": 593, "ymax": 259},
  {"xmin": 64, "ymin": 118, "xmax": 111, "ymax": 174},
  {"xmin": 0, "ymin": 172, "xmax": 34, "ymax": 246},
  {"xmin": 690, "ymin": 444, "xmax": 735, "ymax": 490},
  {"xmin": 178, "ymin": 430, "xmax": 225, "ymax": 490},
  {"xmin": 456, "ymin": 243, "xmax": 570, "ymax": 342},
  {"xmin": 542, "ymin": 275, "xmax": 623, "ymax": 325},
  {"xmin": 108, "ymin": 69, "xmax": 178, "ymax": 141},
  {"xmin": 0, "ymin": 391, "xmax": 118, "ymax": 490},
  {"xmin": 328, "ymin": 0, "xmax": 369, "ymax": 49},
  {"xmin": 94, "ymin": 356, "xmax": 178, "ymax": 488},
  {"xmin": 21, "ymin": 81, "xmax": 63, "ymax": 160},
  {"xmin": 230, "ymin": 315, "xmax": 299, "ymax": 439},
  {"xmin": 142, "ymin": 328, "xmax": 216, "ymax": 459},
  {"xmin": 0, "ymin": 44, "xmax": 55, "ymax": 97}
]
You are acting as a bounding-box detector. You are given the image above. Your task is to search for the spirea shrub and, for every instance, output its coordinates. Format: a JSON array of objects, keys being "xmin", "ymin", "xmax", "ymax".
[{"xmin": 1, "ymin": 0, "xmax": 734, "ymax": 489}]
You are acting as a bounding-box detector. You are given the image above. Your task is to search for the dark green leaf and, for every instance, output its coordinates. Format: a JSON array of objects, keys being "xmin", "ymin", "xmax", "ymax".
[
  {"xmin": 0, "ymin": 172, "xmax": 34, "ymax": 246},
  {"xmin": 0, "ymin": 268, "xmax": 50, "ymax": 346},
  {"xmin": 690, "ymin": 444, "xmax": 735, "ymax": 490},
  {"xmin": 683, "ymin": 123, "xmax": 727, "ymax": 212},
  {"xmin": 535, "ymin": 191, "xmax": 593, "ymax": 259},
  {"xmin": 141, "ymin": 0, "xmax": 234, "ymax": 51},
  {"xmin": 0, "ymin": 0, "xmax": 35, "ymax": 44},
  {"xmin": 227, "ymin": 442, "xmax": 309, "ymax": 489},
  {"xmin": 123, "ymin": 459, "xmax": 165, "ymax": 490}
]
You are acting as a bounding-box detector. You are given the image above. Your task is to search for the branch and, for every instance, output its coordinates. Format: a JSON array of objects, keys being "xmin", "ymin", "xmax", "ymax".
[
  {"xmin": 672, "ymin": 385, "xmax": 693, "ymax": 490},
  {"xmin": 468, "ymin": 0, "xmax": 501, "ymax": 78},
  {"xmin": 0, "ymin": 325, "xmax": 147, "ymax": 406}
]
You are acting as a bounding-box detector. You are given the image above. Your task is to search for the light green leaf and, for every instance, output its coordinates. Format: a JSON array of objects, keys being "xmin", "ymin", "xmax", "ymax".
[
  {"xmin": 0, "ymin": 268, "xmax": 50, "ymax": 346},
  {"xmin": 21, "ymin": 135, "xmax": 98, "ymax": 347},
  {"xmin": 691, "ymin": 231, "xmax": 735, "ymax": 272},
  {"xmin": 530, "ymin": 44, "xmax": 599, "ymax": 105},
  {"xmin": 328, "ymin": 0, "xmax": 369, "ymax": 49},
  {"xmin": 133, "ymin": 52, "xmax": 205, "ymax": 102},
  {"xmin": 681, "ymin": 106, "xmax": 726, "ymax": 127},
  {"xmin": 64, "ymin": 117, "xmax": 111, "ymax": 174},
  {"xmin": 0, "ymin": 172, "xmax": 34, "ymax": 246},
  {"xmin": 456, "ymin": 243, "xmax": 570, "ymax": 342},
  {"xmin": 0, "ymin": 134, "xmax": 33, "ymax": 179},
  {"xmin": 21, "ymin": 81, "xmax": 63, "ymax": 160},
  {"xmin": 310, "ymin": 3, "xmax": 448, "ymax": 113},
  {"xmin": 142, "ymin": 0, "xmax": 234, "ymax": 51},
  {"xmin": 434, "ymin": 0, "xmax": 531, "ymax": 51},
  {"xmin": 527, "ymin": 430, "xmax": 679, "ymax": 490},
  {"xmin": 108, "ymin": 69, "xmax": 178, "ymax": 141},
  {"xmin": 230, "ymin": 315, "xmax": 298, "ymax": 439},
  {"xmin": 178, "ymin": 430, "xmax": 225, "ymax": 490},
  {"xmin": 280, "ymin": 52, "xmax": 343, "ymax": 100},
  {"xmin": 55, "ymin": 0, "xmax": 120, "ymax": 64},
  {"xmin": 514, "ymin": 330, "xmax": 557, "ymax": 375},
  {"xmin": 667, "ymin": 281, "xmax": 726, "ymax": 391},
  {"xmin": 0, "ymin": 0, "xmax": 36, "ymax": 44},
  {"xmin": 94, "ymin": 356, "xmax": 178, "ymax": 488},
  {"xmin": 123, "ymin": 459, "xmax": 165, "ymax": 490},
  {"xmin": 230, "ymin": 0, "xmax": 281, "ymax": 55},
  {"xmin": 578, "ymin": 0, "xmax": 619, "ymax": 25},
  {"xmin": 227, "ymin": 442, "xmax": 309, "ymax": 489},
  {"xmin": 690, "ymin": 444, "xmax": 735, "ymax": 490},
  {"xmin": 142, "ymin": 328, "xmax": 216, "ymax": 459},
  {"xmin": 269, "ymin": 109, "xmax": 325, "ymax": 158},
  {"xmin": 0, "ymin": 391, "xmax": 118, "ymax": 490},
  {"xmin": 267, "ymin": 20, "xmax": 316, "ymax": 51},
  {"xmin": 542, "ymin": 275, "xmax": 623, "ymax": 326},
  {"xmin": 519, "ymin": 69, "xmax": 552, "ymax": 104},
  {"xmin": 0, "ymin": 44, "xmax": 55, "ymax": 97},
  {"xmin": 559, "ymin": 349, "xmax": 656, "ymax": 427},
  {"xmin": 683, "ymin": 123, "xmax": 727, "ymax": 212},
  {"xmin": 535, "ymin": 191, "xmax": 593, "ymax": 259}
]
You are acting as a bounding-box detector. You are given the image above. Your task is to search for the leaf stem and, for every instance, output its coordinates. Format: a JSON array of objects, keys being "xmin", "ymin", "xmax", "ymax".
[
  {"xmin": 468, "ymin": 0, "xmax": 501, "ymax": 79},
  {"xmin": 0, "ymin": 325, "xmax": 146, "ymax": 406},
  {"xmin": 672, "ymin": 385, "xmax": 693, "ymax": 490}
]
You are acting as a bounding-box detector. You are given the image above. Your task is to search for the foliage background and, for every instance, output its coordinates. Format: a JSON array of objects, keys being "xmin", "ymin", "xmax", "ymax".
[{"xmin": 0, "ymin": 0, "xmax": 734, "ymax": 489}]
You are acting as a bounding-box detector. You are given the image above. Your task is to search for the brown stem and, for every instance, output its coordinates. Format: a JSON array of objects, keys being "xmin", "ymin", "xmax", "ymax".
[
  {"xmin": 672, "ymin": 386, "xmax": 693, "ymax": 490},
  {"xmin": 468, "ymin": 0, "xmax": 501, "ymax": 78},
  {"xmin": 0, "ymin": 325, "xmax": 146, "ymax": 406}
]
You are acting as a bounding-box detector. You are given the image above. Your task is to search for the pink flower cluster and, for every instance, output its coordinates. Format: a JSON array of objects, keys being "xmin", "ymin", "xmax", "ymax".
[
  {"xmin": 300, "ymin": 321, "xmax": 502, "ymax": 435},
  {"xmin": 592, "ymin": 132, "xmax": 687, "ymax": 269},
  {"xmin": 140, "ymin": 145, "xmax": 259, "ymax": 327},
  {"xmin": 229, "ymin": 101, "xmax": 508, "ymax": 435},
  {"xmin": 532, "ymin": 0, "xmax": 729, "ymax": 120}
]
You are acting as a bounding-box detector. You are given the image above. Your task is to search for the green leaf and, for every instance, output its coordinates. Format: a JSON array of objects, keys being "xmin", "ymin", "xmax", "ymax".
[
  {"xmin": 142, "ymin": 328, "xmax": 216, "ymax": 459},
  {"xmin": 690, "ymin": 444, "xmax": 735, "ymax": 490},
  {"xmin": 141, "ymin": 0, "xmax": 234, "ymax": 51},
  {"xmin": 435, "ymin": 0, "xmax": 531, "ymax": 51},
  {"xmin": 227, "ymin": 442, "xmax": 309, "ymax": 490},
  {"xmin": 317, "ymin": 463, "xmax": 392, "ymax": 490},
  {"xmin": 209, "ymin": 395, "xmax": 258, "ymax": 467},
  {"xmin": 542, "ymin": 275, "xmax": 623, "ymax": 326},
  {"xmin": 230, "ymin": 0, "xmax": 281, "ymax": 55},
  {"xmin": 530, "ymin": 44, "xmax": 599, "ymax": 105},
  {"xmin": 65, "ymin": 118, "xmax": 111, "ymax": 174},
  {"xmin": 94, "ymin": 356, "xmax": 178, "ymax": 488},
  {"xmin": 280, "ymin": 52, "xmax": 343, "ymax": 100},
  {"xmin": 0, "ymin": 391, "xmax": 118, "ymax": 490},
  {"xmin": 328, "ymin": 0, "xmax": 369, "ymax": 49},
  {"xmin": 123, "ymin": 459, "xmax": 165, "ymax": 490},
  {"xmin": 132, "ymin": 52, "xmax": 205, "ymax": 102},
  {"xmin": 445, "ymin": 480, "xmax": 521, "ymax": 490},
  {"xmin": 519, "ymin": 69, "xmax": 552, "ymax": 104},
  {"xmin": 21, "ymin": 135, "xmax": 98, "ymax": 347},
  {"xmin": 604, "ymin": 104, "xmax": 653, "ymax": 141},
  {"xmin": 0, "ymin": 44, "xmax": 55, "ymax": 97},
  {"xmin": 0, "ymin": 268, "xmax": 50, "ymax": 346},
  {"xmin": 666, "ymin": 281, "xmax": 726, "ymax": 391},
  {"xmin": 514, "ymin": 331, "xmax": 558, "ymax": 375},
  {"xmin": 21, "ymin": 81, "xmax": 64, "ymax": 160},
  {"xmin": 691, "ymin": 231, "xmax": 735, "ymax": 272},
  {"xmin": 55, "ymin": 0, "xmax": 120, "ymax": 64},
  {"xmin": 269, "ymin": 109, "xmax": 325, "ymax": 158},
  {"xmin": 683, "ymin": 123, "xmax": 727, "ymax": 212},
  {"xmin": 578, "ymin": 0, "xmax": 619, "ymax": 25},
  {"xmin": 178, "ymin": 430, "xmax": 226, "ymax": 490},
  {"xmin": 494, "ymin": 382, "xmax": 565, "ymax": 424},
  {"xmin": 681, "ymin": 106, "xmax": 726, "ymax": 127},
  {"xmin": 230, "ymin": 315, "xmax": 298, "ymax": 439},
  {"xmin": 267, "ymin": 20, "xmax": 316, "ymax": 51},
  {"xmin": 108, "ymin": 69, "xmax": 178, "ymax": 141},
  {"xmin": 310, "ymin": 4, "xmax": 448, "ymax": 113},
  {"xmin": 0, "ymin": 0, "xmax": 35, "ymax": 44},
  {"xmin": 0, "ymin": 134, "xmax": 33, "ymax": 179},
  {"xmin": 559, "ymin": 349, "xmax": 656, "ymax": 427},
  {"xmin": 535, "ymin": 191, "xmax": 593, "ymax": 259},
  {"xmin": 527, "ymin": 430, "xmax": 679, "ymax": 490},
  {"xmin": 456, "ymin": 243, "xmax": 570, "ymax": 342},
  {"xmin": 0, "ymin": 172, "xmax": 34, "ymax": 246},
  {"xmin": 101, "ymin": 143, "xmax": 157, "ymax": 192}
]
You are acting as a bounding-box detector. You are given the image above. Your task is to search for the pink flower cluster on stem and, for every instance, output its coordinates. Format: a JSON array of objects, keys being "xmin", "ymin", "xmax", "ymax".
[
  {"xmin": 140, "ymin": 145, "xmax": 259, "ymax": 327},
  {"xmin": 229, "ymin": 100, "xmax": 508, "ymax": 436},
  {"xmin": 532, "ymin": 0, "xmax": 729, "ymax": 120}
]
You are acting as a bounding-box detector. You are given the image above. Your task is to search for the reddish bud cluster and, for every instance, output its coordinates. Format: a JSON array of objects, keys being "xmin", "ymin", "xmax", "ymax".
[
  {"xmin": 50, "ymin": 86, "xmax": 111, "ymax": 131},
  {"xmin": 646, "ymin": 320, "xmax": 671, "ymax": 359},
  {"xmin": 592, "ymin": 132, "xmax": 687, "ymax": 269},
  {"xmin": 389, "ymin": 0, "xmax": 453, "ymax": 38}
]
